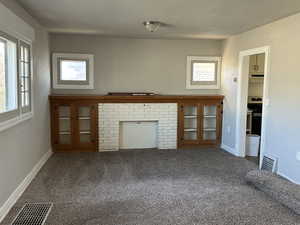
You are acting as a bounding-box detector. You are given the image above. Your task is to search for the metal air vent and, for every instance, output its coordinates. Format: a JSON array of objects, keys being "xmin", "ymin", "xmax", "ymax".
[{"xmin": 11, "ymin": 203, "xmax": 53, "ymax": 225}]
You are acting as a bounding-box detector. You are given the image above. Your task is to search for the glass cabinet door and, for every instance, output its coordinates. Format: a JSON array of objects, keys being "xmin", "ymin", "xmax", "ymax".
[
  {"xmin": 202, "ymin": 105, "xmax": 217, "ymax": 141},
  {"xmin": 78, "ymin": 106, "xmax": 92, "ymax": 144},
  {"xmin": 182, "ymin": 105, "xmax": 199, "ymax": 142},
  {"xmin": 58, "ymin": 105, "xmax": 72, "ymax": 145}
]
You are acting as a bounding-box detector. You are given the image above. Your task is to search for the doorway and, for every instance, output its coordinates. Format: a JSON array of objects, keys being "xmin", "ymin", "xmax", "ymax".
[{"xmin": 235, "ymin": 46, "xmax": 270, "ymax": 168}]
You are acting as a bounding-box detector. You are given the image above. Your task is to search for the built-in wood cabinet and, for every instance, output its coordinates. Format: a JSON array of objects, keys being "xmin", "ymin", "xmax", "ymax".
[
  {"xmin": 50, "ymin": 95, "xmax": 223, "ymax": 152},
  {"xmin": 51, "ymin": 102, "xmax": 98, "ymax": 152},
  {"xmin": 178, "ymin": 101, "xmax": 223, "ymax": 147}
]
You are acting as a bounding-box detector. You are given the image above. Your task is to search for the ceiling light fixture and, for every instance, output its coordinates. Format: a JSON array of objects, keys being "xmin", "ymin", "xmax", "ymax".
[{"xmin": 143, "ymin": 21, "xmax": 162, "ymax": 32}]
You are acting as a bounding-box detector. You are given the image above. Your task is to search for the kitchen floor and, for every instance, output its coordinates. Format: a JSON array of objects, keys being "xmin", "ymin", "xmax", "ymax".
[
  {"xmin": 246, "ymin": 156, "xmax": 260, "ymax": 165},
  {"xmin": 1, "ymin": 148, "xmax": 299, "ymax": 225}
]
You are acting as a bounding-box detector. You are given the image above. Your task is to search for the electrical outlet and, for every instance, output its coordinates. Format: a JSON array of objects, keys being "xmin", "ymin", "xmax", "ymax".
[{"xmin": 296, "ymin": 152, "xmax": 300, "ymax": 161}]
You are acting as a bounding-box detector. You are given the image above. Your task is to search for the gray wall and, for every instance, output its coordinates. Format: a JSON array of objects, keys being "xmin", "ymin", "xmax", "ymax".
[
  {"xmin": 50, "ymin": 34, "xmax": 223, "ymax": 95},
  {"xmin": 0, "ymin": 0, "xmax": 51, "ymax": 207},
  {"xmin": 221, "ymin": 13, "xmax": 300, "ymax": 183}
]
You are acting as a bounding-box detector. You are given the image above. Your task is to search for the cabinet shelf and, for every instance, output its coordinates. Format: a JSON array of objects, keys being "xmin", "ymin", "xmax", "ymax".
[
  {"xmin": 59, "ymin": 131, "xmax": 71, "ymax": 135},
  {"xmin": 79, "ymin": 131, "xmax": 91, "ymax": 134},
  {"xmin": 204, "ymin": 115, "xmax": 216, "ymax": 118},
  {"xmin": 79, "ymin": 117, "xmax": 91, "ymax": 120},
  {"xmin": 59, "ymin": 117, "xmax": 70, "ymax": 120},
  {"xmin": 203, "ymin": 128, "xmax": 216, "ymax": 131},
  {"xmin": 184, "ymin": 128, "xmax": 197, "ymax": 132},
  {"xmin": 184, "ymin": 115, "xmax": 197, "ymax": 118}
]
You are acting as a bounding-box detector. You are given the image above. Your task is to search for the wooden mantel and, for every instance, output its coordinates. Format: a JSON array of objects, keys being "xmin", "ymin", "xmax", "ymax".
[{"xmin": 49, "ymin": 94, "xmax": 224, "ymax": 103}]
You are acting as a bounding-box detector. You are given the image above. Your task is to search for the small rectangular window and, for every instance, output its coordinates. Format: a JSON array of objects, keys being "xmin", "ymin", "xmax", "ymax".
[
  {"xmin": 186, "ymin": 56, "xmax": 221, "ymax": 89},
  {"xmin": 0, "ymin": 32, "xmax": 18, "ymax": 118},
  {"xmin": 192, "ymin": 62, "xmax": 216, "ymax": 82},
  {"xmin": 52, "ymin": 53, "xmax": 94, "ymax": 89},
  {"xmin": 60, "ymin": 60, "xmax": 87, "ymax": 81}
]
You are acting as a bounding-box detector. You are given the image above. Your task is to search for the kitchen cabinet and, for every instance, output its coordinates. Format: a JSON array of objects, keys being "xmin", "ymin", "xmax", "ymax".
[{"xmin": 249, "ymin": 53, "xmax": 265, "ymax": 75}]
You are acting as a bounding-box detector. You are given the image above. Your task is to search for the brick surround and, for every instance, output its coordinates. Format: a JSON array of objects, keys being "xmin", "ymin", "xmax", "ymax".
[{"xmin": 98, "ymin": 103, "xmax": 177, "ymax": 151}]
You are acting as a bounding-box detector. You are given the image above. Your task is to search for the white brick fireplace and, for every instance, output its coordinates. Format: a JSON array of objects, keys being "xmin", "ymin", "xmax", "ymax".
[{"xmin": 98, "ymin": 103, "xmax": 177, "ymax": 151}]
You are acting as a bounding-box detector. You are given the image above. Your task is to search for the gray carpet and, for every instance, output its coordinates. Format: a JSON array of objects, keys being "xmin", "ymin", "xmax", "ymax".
[
  {"xmin": 1, "ymin": 148, "xmax": 300, "ymax": 225},
  {"xmin": 246, "ymin": 169, "xmax": 300, "ymax": 215}
]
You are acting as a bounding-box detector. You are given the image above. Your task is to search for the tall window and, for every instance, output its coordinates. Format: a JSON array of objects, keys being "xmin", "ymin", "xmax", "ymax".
[
  {"xmin": 0, "ymin": 30, "xmax": 32, "ymax": 129},
  {"xmin": 186, "ymin": 56, "xmax": 221, "ymax": 89},
  {"xmin": 0, "ymin": 32, "xmax": 18, "ymax": 119},
  {"xmin": 20, "ymin": 41, "xmax": 31, "ymax": 112}
]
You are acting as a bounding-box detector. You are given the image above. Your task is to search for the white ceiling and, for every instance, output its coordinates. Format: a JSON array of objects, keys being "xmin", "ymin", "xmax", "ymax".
[{"xmin": 17, "ymin": 0, "xmax": 300, "ymax": 39}]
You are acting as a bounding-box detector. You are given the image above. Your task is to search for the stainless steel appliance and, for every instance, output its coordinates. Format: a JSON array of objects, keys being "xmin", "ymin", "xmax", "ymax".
[{"xmin": 248, "ymin": 97, "xmax": 262, "ymax": 135}]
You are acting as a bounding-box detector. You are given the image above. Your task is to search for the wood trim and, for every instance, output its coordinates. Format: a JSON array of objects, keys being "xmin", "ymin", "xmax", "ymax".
[
  {"xmin": 49, "ymin": 94, "xmax": 224, "ymax": 103},
  {"xmin": 198, "ymin": 103, "xmax": 203, "ymax": 143},
  {"xmin": 177, "ymin": 103, "xmax": 184, "ymax": 147}
]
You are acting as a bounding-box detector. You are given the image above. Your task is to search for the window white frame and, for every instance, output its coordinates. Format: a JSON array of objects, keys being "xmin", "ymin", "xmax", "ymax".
[
  {"xmin": 186, "ymin": 56, "xmax": 221, "ymax": 89},
  {"xmin": 19, "ymin": 40, "xmax": 32, "ymax": 113},
  {"xmin": 52, "ymin": 53, "xmax": 94, "ymax": 89},
  {"xmin": 0, "ymin": 31, "xmax": 18, "ymax": 120},
  {"xmin": 0, "ymin": 31, "xmax": 33, "ymax": 132}
]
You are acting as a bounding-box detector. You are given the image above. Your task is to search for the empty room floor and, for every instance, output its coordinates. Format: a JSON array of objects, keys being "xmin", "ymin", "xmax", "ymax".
[{"xmin": 2, "ymin": 148, "xmax": 300, "ymax": 225}]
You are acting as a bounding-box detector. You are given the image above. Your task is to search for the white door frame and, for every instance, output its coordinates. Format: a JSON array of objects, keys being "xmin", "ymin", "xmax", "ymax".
[{"xmin": 235, "ymin": 46, "xmax": 271, "ymax": 167}]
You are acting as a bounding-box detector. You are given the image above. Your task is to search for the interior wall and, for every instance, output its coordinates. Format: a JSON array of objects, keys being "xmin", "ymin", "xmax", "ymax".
[
  {"xmin": 221, "ymin": 12, "xmax": 300, "ymax": 183},
  {"xmin": 0, "ymin": 0, "xmax": 51, "ymax": 208},
  {"xmin": 50, "ymin": 34, "xmax": 223, "ymax": 95}
]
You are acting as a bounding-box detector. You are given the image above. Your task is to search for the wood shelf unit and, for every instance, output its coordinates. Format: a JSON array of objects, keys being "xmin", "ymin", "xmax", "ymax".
[
  {"xmin": 50, "ymin": 94, "xmax": 224, "ymax": 151},
  {"xmin": 178, "ymin": 100, "xmax": 223, "ymax": 147},
  {"xmin": 50, "ymin": 101, "xmax": 98, "ymax": 152}
]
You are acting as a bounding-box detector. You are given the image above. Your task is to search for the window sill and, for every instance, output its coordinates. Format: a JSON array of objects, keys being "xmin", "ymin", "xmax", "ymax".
[
  {"xmin": 186, "ymin": 84, "xmax": 220, "ymax": 90},
  {"xmin": 0, "ymin": 112, "xmax": 33, "ymax": 132},
  {"xmin": 53, "ymin": 84, "xmax": 94, "ymax": 89}
]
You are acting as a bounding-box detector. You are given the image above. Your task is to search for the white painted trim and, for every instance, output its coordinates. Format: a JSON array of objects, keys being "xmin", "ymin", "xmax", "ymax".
[
  {"xmin": 0, "ymin": 112, "xmax": 33, "ymax": 132},
  {"xmin": 0, "ymin": 149, "xmax": 52, "ymax": 222},
  {"xmin": 221, "ymin": 143, "xmax": 239, "ymax": 157},
  {"xmin": 277, "ymin": 171, "xmax": 300, "ymax": 185},
  {"xmin": 21, "ymin": 41, "xmax": 34, "ymax": 116},
  {"xmin": 52, "ymin": 53, "xmax": 94, "ymax": 89},
  {"xmin": 0, "ymin": 3, "xmax": 35, "ymax": 43},
  {"xmin": 186, "ymin": 56, "xmax": 221, "ymax": 89},
  {"xmin": 235, "ymin": 46, "xmax": 271, "ymax": 167}
]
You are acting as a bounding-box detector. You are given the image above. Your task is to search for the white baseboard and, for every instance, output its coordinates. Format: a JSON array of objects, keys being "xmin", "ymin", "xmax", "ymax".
[
  {"xmin": 221, "ymin": 143, "xmax": 239, "ymax": 157},
  {"xmin": 0, "ymin": 149, "xmax": 53, "ymax": 222},
  {"xmin": 277, "ymin": 171, "xmax": 300, "ymax": 185}
]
